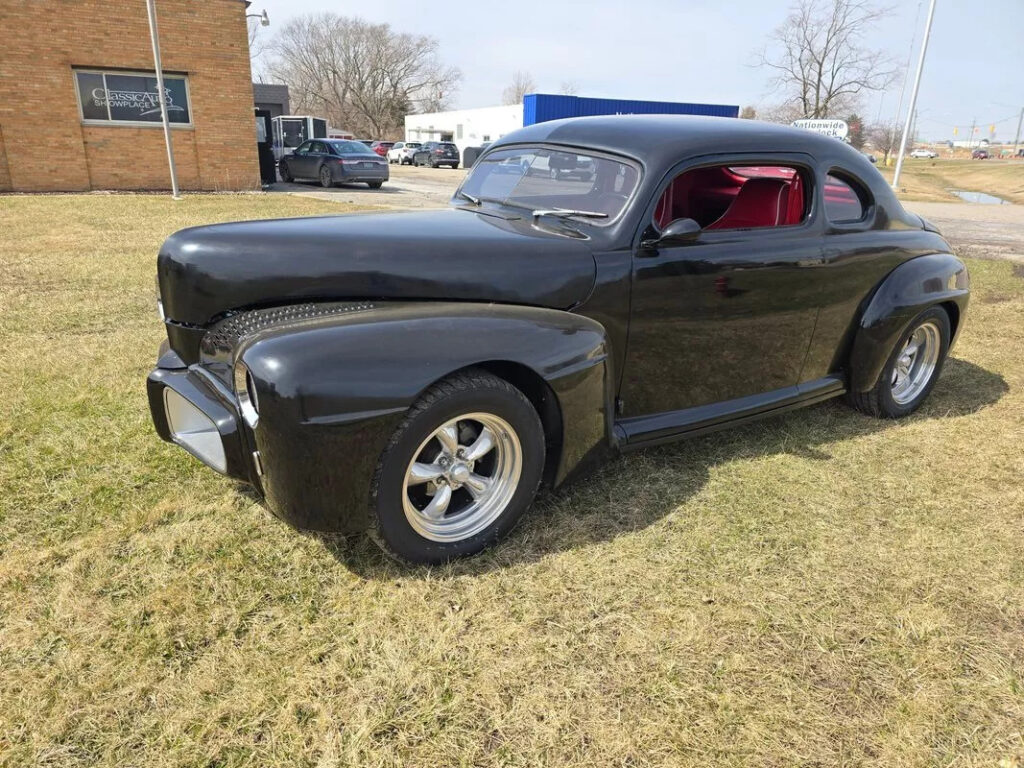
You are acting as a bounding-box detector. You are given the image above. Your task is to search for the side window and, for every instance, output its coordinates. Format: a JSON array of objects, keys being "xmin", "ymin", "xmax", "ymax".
[
  {"xmin": 824, "ymin": 172, "xmax": 869, "ymax": 223},
  {"xmin": 653, "ymin": 163, "xmax": 808, "ymax": 232}
]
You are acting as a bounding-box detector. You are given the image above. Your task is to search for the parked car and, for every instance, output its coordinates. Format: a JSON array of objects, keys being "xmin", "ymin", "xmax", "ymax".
[
  {"xmin": 150, "ymin": 115, "xmax": 969, "ymax": 563},
  {"xmin": 278, "ymin": 139, "xmax": 389, "ymax": 189},
  {"xmin": 972, "ymin": 149, "xmax": 990, "ymax": 159},
  {"xmin": 370, "ymin": 140, "xmax": 395, "ymax": 157},
  {"xmin": 909, "ymin": 148, "xmax": 938, "ymax": 159},
  {"xmin": 387, "ymin": 141, "xmax": 423, "ymax": 164},
  {"xmin": 411, "ymin": 141, "xmax": 460, "ymax": 168}
]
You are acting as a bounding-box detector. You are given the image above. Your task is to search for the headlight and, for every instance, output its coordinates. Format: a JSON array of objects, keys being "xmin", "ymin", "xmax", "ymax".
[{"xmin": 233, "ymin": 361, "xmax": 260, "ymax": 428}]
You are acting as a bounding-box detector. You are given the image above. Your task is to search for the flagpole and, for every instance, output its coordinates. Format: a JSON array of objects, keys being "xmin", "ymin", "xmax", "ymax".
[
  {"xmin": 146, "ymin": 0, "xmax": 181, "ymax": 199},
  {"xmin": 892, "ymin": 0, "xmax": 937, "ymax": 190}
]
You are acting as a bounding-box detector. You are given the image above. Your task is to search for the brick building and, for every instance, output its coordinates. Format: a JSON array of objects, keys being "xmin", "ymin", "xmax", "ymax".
[{"xmin": 0, "ymin": 0, "xmax": 260, "ymax": 192}]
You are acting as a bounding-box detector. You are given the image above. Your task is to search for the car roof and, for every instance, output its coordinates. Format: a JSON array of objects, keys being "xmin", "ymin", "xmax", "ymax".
[{"xmin": 492, "ymin": 114, "xmax": 867, "ymax": 166}]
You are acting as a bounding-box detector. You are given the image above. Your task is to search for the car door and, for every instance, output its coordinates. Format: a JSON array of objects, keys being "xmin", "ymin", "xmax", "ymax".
[
  {"xmin": 289, "ymin": 141, "xmax": 313, "ymax": 177},
  {"xmin": 619, "ymin": 154, "xmax": 825, "ymax": 422},
  {"xmin": 308, "ymin": 141, "xmax": 329, "ymax": 174}
]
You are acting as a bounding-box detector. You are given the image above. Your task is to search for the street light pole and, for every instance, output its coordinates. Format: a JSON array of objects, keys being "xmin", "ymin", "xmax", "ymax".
[
  {"xmin": 146, "ymin": 0, "xmax": 180, "ymax": 199},
  {"xmin": 892, "ymin": 0, "xmax": 937, "ymax": 191},
  {"xmin": 1014, "ymin": 107, "xmax": 1023, "ymax": 156}
]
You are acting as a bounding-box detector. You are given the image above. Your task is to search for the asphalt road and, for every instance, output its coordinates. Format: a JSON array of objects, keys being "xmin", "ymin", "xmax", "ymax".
[
  {"xmin": 269, "ymin": 162, "xmax": 467, "ymax": 208},
  {"xmin": 271, "ymin": 164, "xmax": 1022, "ymax": 263}
]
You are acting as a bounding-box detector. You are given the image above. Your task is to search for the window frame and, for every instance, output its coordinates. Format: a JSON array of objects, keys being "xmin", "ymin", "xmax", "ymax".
[
  {"xmin": 822, "ymin": 167, "xmax": 875, "ymax": 229},
  {"xmin": 640, "ymin": 153, "xmax": 819, "ymax": 243},
  {"xmin": 72, "ymin": 67, "xmax": 193, "ymax": 128}
]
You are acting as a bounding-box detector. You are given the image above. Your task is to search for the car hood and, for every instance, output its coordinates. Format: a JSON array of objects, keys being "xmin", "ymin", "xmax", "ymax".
[{"xmin": 157, "ymin": 208, "xmax": 597, "ymax": 327}]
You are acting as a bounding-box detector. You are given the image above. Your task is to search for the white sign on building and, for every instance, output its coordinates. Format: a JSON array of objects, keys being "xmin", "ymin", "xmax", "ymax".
[{"xmin": 791, "ymin": 119, "xmax": 849, "ymax": 139}]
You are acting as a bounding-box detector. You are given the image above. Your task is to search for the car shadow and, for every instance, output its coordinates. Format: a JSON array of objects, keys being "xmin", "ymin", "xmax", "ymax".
[{"xmin": 306, "ymin": 358, "xmax": 1008, "ymax": 579}]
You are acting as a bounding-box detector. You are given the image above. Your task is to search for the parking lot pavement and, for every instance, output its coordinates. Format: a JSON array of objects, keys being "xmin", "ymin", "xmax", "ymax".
[
  {"xmin": 268, "ymin": 162, "xmax": 465, "ymax": 209},
  {"xmin": 903, "ymin": 201, "xmax": 1024, "ymax": 263}
]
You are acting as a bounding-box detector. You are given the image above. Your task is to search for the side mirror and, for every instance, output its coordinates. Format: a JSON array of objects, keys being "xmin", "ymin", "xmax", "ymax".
[
  {"xmin": 659, "ymin": 218, "xmax": 701, "ymax": 242},
  {"xmin": 641, "ymin": 218, "xmax": 701, "ymax": 249}
]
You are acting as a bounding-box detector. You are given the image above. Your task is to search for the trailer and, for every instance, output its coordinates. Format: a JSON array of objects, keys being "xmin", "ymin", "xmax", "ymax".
[{"xmin": 271, "ymin": 115, "xmax": 328, "ymax": 162}]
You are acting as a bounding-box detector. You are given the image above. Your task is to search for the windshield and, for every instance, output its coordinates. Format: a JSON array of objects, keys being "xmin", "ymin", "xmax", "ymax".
[
  {"xmin": 458, "ymin": 146, "xmax": 639, "ymax": 225},
  {"xmin": 327, "ymin": 140, "xmax": 377, "ymax": 156}
]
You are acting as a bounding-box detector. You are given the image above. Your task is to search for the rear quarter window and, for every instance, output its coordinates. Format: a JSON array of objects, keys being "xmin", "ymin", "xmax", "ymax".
[{"xmin": 824, "ymin": 172, "xmax": 871, "ymax": 224}]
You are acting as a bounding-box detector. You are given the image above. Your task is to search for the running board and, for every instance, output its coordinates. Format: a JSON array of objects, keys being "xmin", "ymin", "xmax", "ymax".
[{"xmin": 616, "ymin": 376, "xmax": 846, "ymax": 450}]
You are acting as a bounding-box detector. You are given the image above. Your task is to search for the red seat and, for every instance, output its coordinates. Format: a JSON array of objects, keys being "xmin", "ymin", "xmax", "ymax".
[{"xmin": 706, "ymin": 177, "xmax": 792, "ymax": 230}]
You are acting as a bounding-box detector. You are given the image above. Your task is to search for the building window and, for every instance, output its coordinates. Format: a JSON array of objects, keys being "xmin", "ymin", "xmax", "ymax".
[{"xmin": 74, "ymin": 69, "xmax": 192, "ymax": 126}]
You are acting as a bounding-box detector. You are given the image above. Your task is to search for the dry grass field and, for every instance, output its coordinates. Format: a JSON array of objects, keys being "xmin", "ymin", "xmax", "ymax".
[
  {"xmin": 1, "ymin": 194, "xmax": 1022, "ymax": 767},
  {"xmin": 886, "ymin": 158, "xmax": 1024, "ymax": 204}
]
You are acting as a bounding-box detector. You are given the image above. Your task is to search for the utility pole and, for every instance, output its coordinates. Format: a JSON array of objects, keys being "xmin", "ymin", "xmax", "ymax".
[
  {"xmin": 1014, "ymin": 107, "xmax": 1023, "ymax": 156},
  {"xmin": 146, "ymin": 0, "xmax": 181, "ymax": 199},
  {"xmin": 969, "ymin": 118, "xmax": 977, "ymax": 150},
  {"xmin": 893, "ymin": 0, "xmax": 937, "ymax": 190}
]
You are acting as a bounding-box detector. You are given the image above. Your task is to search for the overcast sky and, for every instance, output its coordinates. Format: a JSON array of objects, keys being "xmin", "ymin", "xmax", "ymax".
[{"xmin": 250, "ymin": 0, "xmax": 1024, "ymax": 142}]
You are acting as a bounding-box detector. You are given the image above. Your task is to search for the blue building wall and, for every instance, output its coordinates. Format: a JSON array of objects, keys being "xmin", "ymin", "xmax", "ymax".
[{"xmin": 522, "ymin": 94, "xmax": 739, "ymax": 126}]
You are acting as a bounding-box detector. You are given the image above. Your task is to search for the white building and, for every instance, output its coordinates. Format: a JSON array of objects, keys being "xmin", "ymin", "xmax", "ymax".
[{"xmin": 404, "ymin": 104, "xmax": 524, "ymax": 154}]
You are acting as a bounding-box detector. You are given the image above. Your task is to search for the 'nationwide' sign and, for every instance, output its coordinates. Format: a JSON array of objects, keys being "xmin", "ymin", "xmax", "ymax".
[{"xmin": 791, "ymin": 119, "xmax": 849, "ymax": 139}]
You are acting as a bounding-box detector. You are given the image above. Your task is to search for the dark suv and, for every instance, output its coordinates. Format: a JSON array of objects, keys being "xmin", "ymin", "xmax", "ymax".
[{"xmin": 412, "ymin": 141, "xmax": 460, "ymax": 169}]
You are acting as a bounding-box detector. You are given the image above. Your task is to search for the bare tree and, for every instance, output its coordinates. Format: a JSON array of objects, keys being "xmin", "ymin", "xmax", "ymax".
[
  {"xmin": 867, "ymin": 121, "xmax": 900, "ymax": 163},
  {"xmin": 269, "ymin": 14, "xmax": 460, "ymax": 138},
  {"xmin": 739, "ymin": 105, "xmax": 757, "ymax": 119},
  {"xmin": 502, "ymin": 71, "xmax": 537, "ymax": 105},
  {"xmin": 559, "ymin": 80, "xmax": 580, "ymax": 96},
  {"xmin": 758, "ymin": 0, "xmax": 898, "ymax": 119}
]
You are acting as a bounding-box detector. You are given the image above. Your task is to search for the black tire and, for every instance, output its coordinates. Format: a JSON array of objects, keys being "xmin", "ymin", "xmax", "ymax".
[
  {"xmin": 848, "ymin": 305, "xmax": 951, "ymax": 418},
  {"xmin": 367, "ymin": 181, "xmax": 383, "ymax": 189},
  {"xmin": 370, "ymin": 370, "xmax": 545, "ymax": 564},
  {"xmin": 319, "ymin": 165, "xmax": 333, "ymax": 188},
  {"xmin": 279, "ymin": 162, "xmax": 292, "ymax": 183},
  {"xmin": 429, "ymin": 157, "xmax": 437, "ymax": 168}
]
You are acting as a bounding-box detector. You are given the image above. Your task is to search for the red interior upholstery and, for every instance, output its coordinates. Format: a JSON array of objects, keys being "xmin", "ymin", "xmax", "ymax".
[
  {"xmin": 654, "ymin": 166, "xmax": 806, "ymax": 231},
  {"xmin": 706, "ymin": 177, "xmax": 791, "ymax": 230}
]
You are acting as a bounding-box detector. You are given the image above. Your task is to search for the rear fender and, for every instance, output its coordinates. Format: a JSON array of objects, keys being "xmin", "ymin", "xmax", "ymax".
[
  {"xmin": 849, "ymin": 253, "xmax": 969, "ymax": 392},
  {"xmin": 236, "ymin": 302, "xmax": 612, "ymax": 532}
]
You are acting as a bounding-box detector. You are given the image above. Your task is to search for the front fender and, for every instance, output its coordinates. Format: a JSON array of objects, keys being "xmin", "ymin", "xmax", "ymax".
[
  {"xmin": 237, "ymin": 302, "xmax": 611, "ymax": 532},
  {"xmin": 849, "ymin": 253, "xmax": 969, "ymax": 393}
]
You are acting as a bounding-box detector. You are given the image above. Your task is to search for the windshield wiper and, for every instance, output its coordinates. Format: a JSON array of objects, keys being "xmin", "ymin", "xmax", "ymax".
[
  {"xmin": 456, "ymin": 191, "xmax": 481, "ymax": 206},
  {"xmin": 531, "ymin": 207, "xmax": 608, "ymax": 222}
]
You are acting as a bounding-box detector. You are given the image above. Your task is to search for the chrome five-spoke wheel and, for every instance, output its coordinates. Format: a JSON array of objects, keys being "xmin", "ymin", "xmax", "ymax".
[
  {"xmin": 890, "ymin": 320, "xmax": 941, "ymax": 405},
  {"xmin": 371, "ymin": 370, "xmax": 545, "ymax": 563},
  {"xmin": 402, "ymin": 413, "xmax": 522, "ymax": 542}
]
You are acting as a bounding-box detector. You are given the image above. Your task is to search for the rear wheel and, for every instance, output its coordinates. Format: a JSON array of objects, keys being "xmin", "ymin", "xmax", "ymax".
[
  {"xmin": 849, "ymin": 306, "xmax": 951, "ymax": 418},
  {"xmin": 367, "ymin": 181, "xmax": 383, "ymax": 189},
  {"xmin": 319, "ymin": 165, "xmax": 333, "ymax": 188},
  {"xmin": 370, "ymin": 370, "xmax": 544, "ymax": 564}
]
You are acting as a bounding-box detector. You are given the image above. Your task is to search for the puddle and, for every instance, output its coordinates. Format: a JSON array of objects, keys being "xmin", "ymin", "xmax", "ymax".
[{"xmin": 950, "ymin": 189, "xmax": 1011, "ymax": 205}]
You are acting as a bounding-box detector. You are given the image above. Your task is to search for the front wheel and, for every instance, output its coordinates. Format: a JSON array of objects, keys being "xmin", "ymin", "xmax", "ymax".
[
  {"xmin": 279, "ymin": 162, "xmax": 292, "ymax": 183},
  {"xmin": 849, "ymin": 306, "xmax": 951, "ymax": 418},
  {"xmin": 370, "ymin": 370, "xmax": 544, "ymax": 564}
]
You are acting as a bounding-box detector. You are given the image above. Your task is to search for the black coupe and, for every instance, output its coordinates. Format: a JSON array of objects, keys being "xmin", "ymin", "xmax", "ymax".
[{"xmin": 150, "ymin": 115, "xmax": 969, "ymax": 563}]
